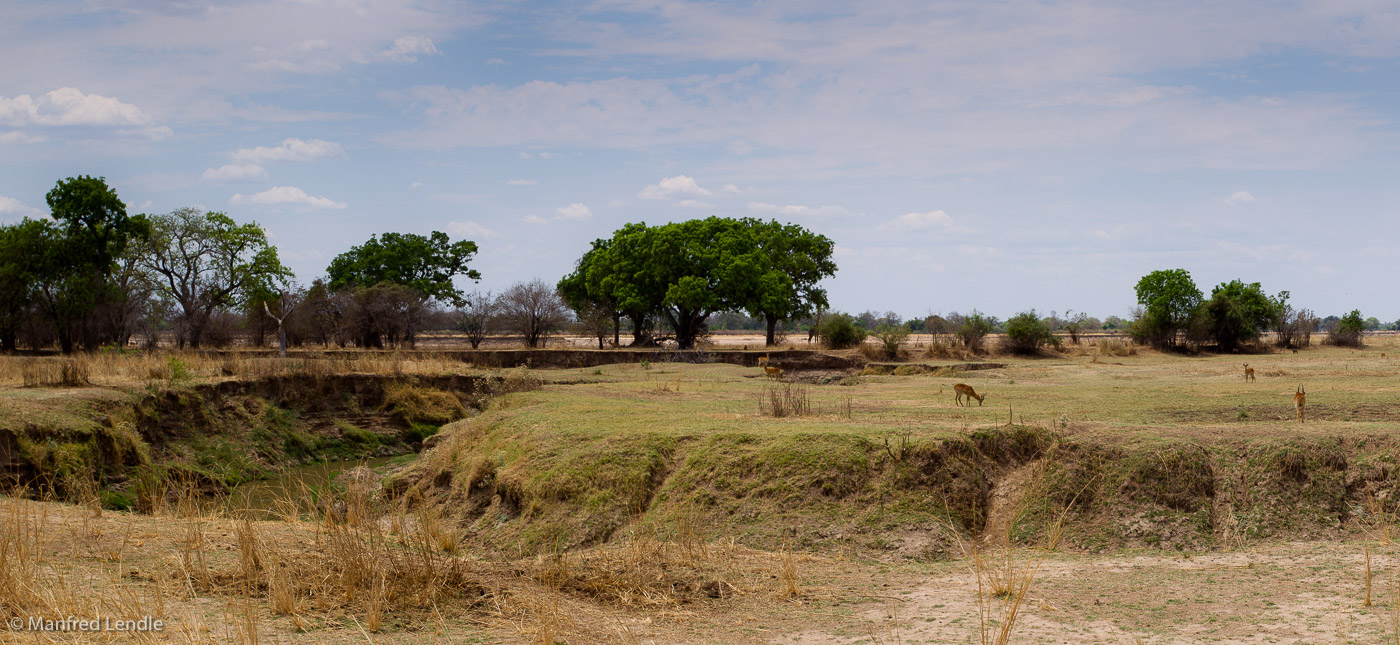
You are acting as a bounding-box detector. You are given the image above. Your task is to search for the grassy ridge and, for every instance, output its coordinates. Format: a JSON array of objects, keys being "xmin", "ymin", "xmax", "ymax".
[{"xmin": 398, "ymin": 347, "xmax": 1400, "ymax": 556}]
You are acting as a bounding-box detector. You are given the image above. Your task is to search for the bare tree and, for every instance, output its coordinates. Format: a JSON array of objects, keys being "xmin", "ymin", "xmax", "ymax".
[
  {"xmin": 500, "ymin": 279, "xmax": 569, "ymax": 348},
  {"xmin": 573, "ymin": 300, "xmax": 615, "ymax": 349},
  {"xmin": 454, "ymin": 289, "xmax": 497, "ymax": 349}
]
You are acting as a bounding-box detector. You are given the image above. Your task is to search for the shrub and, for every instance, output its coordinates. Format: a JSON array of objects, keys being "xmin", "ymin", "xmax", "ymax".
[
  {"xmin": 819, "ymin": 313, "xmax": 868, "ymax": 350},
  {"xmin": 1327, "ymin": 309, "xmax": 1365, "ymax": 347},
  {"xmin": 957, "ymin": 310, "xmax": 995, "ymax": 352},
  {"xmin": 1003, "ymin": 310, "xmax": 1055, "ymax": 355},
  {"xmin": 871, "ymin": 322, "xmax": 909, "ymax": 359}
]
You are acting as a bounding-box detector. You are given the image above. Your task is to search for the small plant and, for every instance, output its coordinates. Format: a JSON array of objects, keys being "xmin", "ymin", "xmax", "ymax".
[
  {"xmin": 639, "ymin": 359, "xmax": 651, "ymax": 370},
  {"xmin": 758, "ymin": 382, "xmax": 811, "ymax": 417},
  {"xmin": 166, "ymin": 356, "xmax": 192, "ymax": 383}
]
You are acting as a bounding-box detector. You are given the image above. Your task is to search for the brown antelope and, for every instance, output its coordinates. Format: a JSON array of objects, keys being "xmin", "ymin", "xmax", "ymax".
[
  {"xmin": 763, "ymin": 365, "xmax": 783, "ymax": 380},
  {"xmin": 757, "ymin": 354, "xmax": 770, "ymax": 368},
  {"xmin": 1243, "ymin": 363, "xmax": 1255, "ymax": 383},
  {"xmin": 1294, "ymin": 385, "xmax": 1306, "ymax": 423},
  {"xmin": 953, "ymin": 383, "xmax": 985, "ymax": 407}
]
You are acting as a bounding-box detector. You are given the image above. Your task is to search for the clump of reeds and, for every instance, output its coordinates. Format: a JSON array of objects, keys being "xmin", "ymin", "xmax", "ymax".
[{"xmin": 759, "ymin": 381, "xmax": 811, "ymax": 417}]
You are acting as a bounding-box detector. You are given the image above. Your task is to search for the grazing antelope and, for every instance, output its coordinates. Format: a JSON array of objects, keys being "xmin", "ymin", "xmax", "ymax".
[
  {"xmin": 953, "ymin": 383, "xmax": 985, "ymax": 407},
  {"xmin": 1243, "ymin": 363, "xmax": 1255, "ymax": 383},
  {"xmin": 1294, "ymin": 385, "xmax": 1306, "ymax": 423},
  {"xmin": 763, "ymin": 365, "xmax": 784, "ymax": 380}
]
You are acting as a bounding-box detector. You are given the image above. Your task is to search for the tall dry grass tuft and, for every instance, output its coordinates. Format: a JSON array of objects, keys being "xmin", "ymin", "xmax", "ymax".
[
  {"xmin": 778, "ymin": 547, "xmax": 801, "ymax": 598},
  {"xmin": 758, "ymin": 381, "xmax": 811, "ymax": 417},
  {"xmin": 974, "ymin": 545, "xmax": 1039, "ymax": 645},
  {"xmin": 20, "ymin": 356, "xmax": 91, "ymax": 387}
]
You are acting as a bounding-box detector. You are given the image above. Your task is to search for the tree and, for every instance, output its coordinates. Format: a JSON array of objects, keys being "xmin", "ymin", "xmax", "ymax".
[
  {"xmin": 453, "ymin": 290, "xmax": 497, "ymax": 349},
  {"xmin": 1133, "ymin": 269, "xmax": 1202, "ymax": 349},
  {"xmin": 139, "ymin": 208, "xmax": 288, "ymax": 348},
  {"xmin": 1327, "ymin": 309, "xmax": 1365, "ymax": 347},
  {"xmin": 817, "ymin": 312, "xmax": 868, "ymax": 349},
  {"xmin": 1004, "ymin": 310, "xmax": 1056, "ymax": 355},
  {"xmin": 871, "ymin": 318, "xmax": 909, "ymax": 359},
  {"xmin": 573, "ymin": 300, "xmax": 616, "ymax": 350},
  {"xmin": 0, "ymin": 223, "xmax": 35, "ymax": 352},
  {"xmin": 29, "ymin": 177, "xmax": 152, "ymax": 352},
  {"xmin": 343, "ymin": 283, "xmax": 427, "ymax": 349},
  {"xmin": 500, "ymin": 279, "xmax": 568, "ymax": 348},
  {"xmin": 560, "ymin": 217, "xmax": 837, "ymax": 350},
  {"xmin": 1063, "ymin": 310, "xmax": 1090, "ymax": 345},
  {"xmin": 741, "ymin": 219, "xmax": 837, "ymax": 346},
  {"xmin": 327, "ymin": 231, "xmax": 480, "ymax": 306},
  {"xmin": 1202, "ymin": 280, "xmax": 1285, "ymax": 352},
  {"xmin": 957, "ymin": 310, "xmax": 995, "ymax": 351}
]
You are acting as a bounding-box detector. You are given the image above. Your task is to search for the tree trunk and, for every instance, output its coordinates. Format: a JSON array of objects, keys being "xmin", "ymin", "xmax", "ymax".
[
  {"xmin": 613, "ymin": 312, "xmax": 620, "ymax": 347},
  {"xmin": 765, "ymin": 314, "xmax": 779, "ymax": 347}
]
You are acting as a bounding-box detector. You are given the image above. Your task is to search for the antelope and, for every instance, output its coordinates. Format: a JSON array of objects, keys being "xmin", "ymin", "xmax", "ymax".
[
  {"xmin": 1243, "ymin": 363, "xmax": 1255, "ymax": 383},
  {"xmin": 763, "ymin": 365, "xmax": 784, "ymax": 380},
  {"xmin": 757, "ymin": 354, "xmax": 770, "ymax": 368},
  {"xmin": 953, "ymin": 383, "xmax": 985, "ymax": 407},
  {"xmin": 1294, "ymin": 385, "xmax": 1306, "ymax": 423}
]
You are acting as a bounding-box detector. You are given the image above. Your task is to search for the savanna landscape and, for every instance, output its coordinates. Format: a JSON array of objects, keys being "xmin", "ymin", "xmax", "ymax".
[{"xmin": 5, "ymin": 330, "xmax": 1400, "ymax": 644}]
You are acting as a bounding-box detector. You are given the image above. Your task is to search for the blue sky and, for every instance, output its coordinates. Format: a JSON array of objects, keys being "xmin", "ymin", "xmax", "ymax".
[{"xmin": 2, "ymin": 1, "xmax": 1397, "ymax": 321}]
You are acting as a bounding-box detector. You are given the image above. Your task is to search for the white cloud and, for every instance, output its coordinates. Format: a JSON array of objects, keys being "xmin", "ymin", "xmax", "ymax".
[
  {"xmin": 383, "ymin": 36, "xmax": 440, "ymax": 63},
  {"xmin": 522, "ymin": 215, "xmax": 547, "ymax": 225},
  {"xmin": 230, "ymin": 186, "xmax": 345, "ymax": 209},
  {"xmin": 485, "ymin": 58, "xmax": 506, "ymax": 66},
  {"xmin": 0, "ymin": 88, "xmax": 152, "ymax": 127},
  {"xmin": 1225, "ymin": 191, "xmax": 1257, "ymax": 205},
  {"xmin": 0, "ymin": 131, "xmax": 45, "ymax": 144},
  {"xmin": 0, "ymin": 195, "xmax": 43, "ymax": 219},
  {"xmin": 410, "ymin": 181, "xmax": 424, "ymax": 189},
  {"xmin": 201, "ymin": 163, "xmax": 267, "ymax": 183},
  {"xmin": 721, "ymin": 184, "xmax": 743, "ymax": 194},
  {"xmin": 231, "ymin": 138, "xmax": 345, "ymax": 164},
  {"xmin": 879, "ymin": 210, "xmax": 955, "ymax": 231},
  {"xmin": 748, "ymin": 202, "xmax": 846, "ymax": 217},
  {"xmin": 0, "ymin": 88, "xmax": 168, "ymax": 138},
  {"xmin": 507, "ymin": 179, "xmax": 538, "ymax": 185},
  {"xmin": 556, "ymin": 203, "xmax": 593, "ymax": 220},
  {"xmin": 639, "ymin": 175, "xmax": 711, "ymax": 199},
  {"xmin": 446, "ymin": 220, "xmax": 494, "ymax": 238},
  {"xmin": 676, "ymin": 200, "xmax": 712, "ymax": 209}
]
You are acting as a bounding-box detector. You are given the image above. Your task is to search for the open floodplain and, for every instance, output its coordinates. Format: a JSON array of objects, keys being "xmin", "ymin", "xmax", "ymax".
[{"xmin": 3, "ymin": 337, "xmax": 1400, "ymax": 643}]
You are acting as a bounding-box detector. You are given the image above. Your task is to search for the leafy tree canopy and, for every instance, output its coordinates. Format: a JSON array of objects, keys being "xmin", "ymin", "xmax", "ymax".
[
  {"xmin": 1203, "ymin": 280, "xmax": 1286, "ymax": 351},
  {"xmin": 326, "ymin": 231, "xmax": 480, "ymax": 306},
  {"xmin": 1134, "ymin": 269, "xmax": 1202, "ymax": 348}
]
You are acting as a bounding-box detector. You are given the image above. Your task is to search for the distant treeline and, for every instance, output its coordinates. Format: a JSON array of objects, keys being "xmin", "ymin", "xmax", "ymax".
[{"xmin": 1, "ymin": 177, "xmax": 1388, "ymax": 354}]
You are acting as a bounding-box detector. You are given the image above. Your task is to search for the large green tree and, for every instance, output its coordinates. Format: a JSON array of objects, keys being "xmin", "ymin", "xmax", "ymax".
[
  {"xmin": 139, "ymin": 207, "xmax": 288, "ymax": 348},
  {"xmin": 0, "ymin": 222, "xmax": 36, "ymax": 351},
  {"xmin": 1202, "ymin": 280, "xmax": 1286, "ymax": 352},
  {"xmin": 326, "ymin": 231, "xmax": 480, "ymax": 306},
  {"xmin": 1133, "ymin": 269, "xmax": 1202, "ymax": 348},
  {"xmin": 741, "ymin": 219, "xmax": 836, "ymax": 346},
  {"xmin": 32, "ymin": 176, "xmax": 152, "ymax": 352},
  {"xmin": 559, "ymin": 217, "xmax": 838, "ymax": 350}
]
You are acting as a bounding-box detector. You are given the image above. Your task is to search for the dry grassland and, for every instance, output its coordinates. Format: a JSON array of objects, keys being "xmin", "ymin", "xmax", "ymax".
[{"xmin": 3, "ymin": 335, "xmax": 1400, "ymax": 643}]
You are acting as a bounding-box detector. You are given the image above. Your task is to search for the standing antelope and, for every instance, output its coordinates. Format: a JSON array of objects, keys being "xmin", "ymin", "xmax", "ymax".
[
  {"xmin": 764, "ymin": 365, "xmax": 784, "ymax": 380},
  {"xmin": 1294, "ymin": 385, "xmax": 1306, "ymax": 423},
  {"xmin": 953, "ymin": 383, "xmax": 985, "ymax": 407},
  {"xmin": 1243, "ymin": 363, "xmax": 1255, "ymax": 383},
  {"xmin": 757, "ymin": 354, "xmax": 770, "ymax": 368}
]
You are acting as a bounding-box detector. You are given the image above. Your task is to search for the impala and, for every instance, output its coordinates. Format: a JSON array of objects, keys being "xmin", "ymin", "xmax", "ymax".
[
  {"xmin": 764, "ymin": 365, "xmax": 784, "ymax": 380},
  {"xmin": 1243, "ymin": 363, "xmax": 1255, "ymax": 383},
  {"xmin": 1294, "ymin": 385, "xmax": 1306, "ymax": 423},
  {"xmin": 953, "ymin": 383, "xmax": 985, "ymax": 407}
]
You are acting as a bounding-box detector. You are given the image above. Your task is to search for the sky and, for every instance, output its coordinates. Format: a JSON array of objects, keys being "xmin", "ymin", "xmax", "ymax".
[{"xmin": 1, "ymin": 1, "xmax": 1398, "ymax": 322}]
